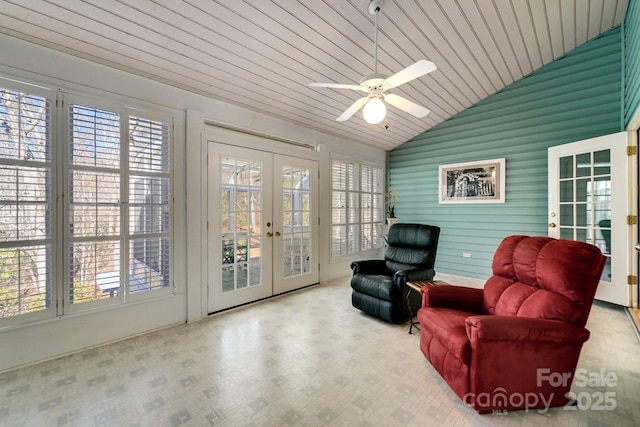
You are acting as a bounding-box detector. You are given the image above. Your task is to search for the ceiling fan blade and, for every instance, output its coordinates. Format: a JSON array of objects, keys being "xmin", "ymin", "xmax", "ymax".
[
  {"xmin": 383, "ymin": 60, "xmax": 437, "ymax": 89},
  {"xmin": 384, "ymin": 93, "xmax": 430, "ymax": 118},
  {"xmin": 336, "ymin": 97, "xmax": 370, "ymax": 121},
  {"xmin": 310, "ymin": 82, "xmax": 367, "ymax": 92}
]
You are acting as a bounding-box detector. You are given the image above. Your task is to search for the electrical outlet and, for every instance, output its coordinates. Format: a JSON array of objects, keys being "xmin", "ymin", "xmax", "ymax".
[{"xmin": 462, "ymin": 252, "xmax": 471, "ymax": 258}]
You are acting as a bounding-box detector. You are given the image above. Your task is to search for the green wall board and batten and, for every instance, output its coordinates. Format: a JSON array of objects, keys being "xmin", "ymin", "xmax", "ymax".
[
  {"xmin": 388, "ymin": 27, "xmax": 623, "ymax": 279},
  {"xmin": 625, "ymin": 0, "xmax": 640, "ymax": 126}
]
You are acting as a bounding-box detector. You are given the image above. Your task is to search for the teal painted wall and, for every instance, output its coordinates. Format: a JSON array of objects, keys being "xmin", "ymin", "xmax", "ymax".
[
  {"xmin": 625, "ymin": 0, "xmax": 640, "ymax": 126},
  {"xmin": 388, "ymin": 28, "xmax": 622, "ymax": 279}
]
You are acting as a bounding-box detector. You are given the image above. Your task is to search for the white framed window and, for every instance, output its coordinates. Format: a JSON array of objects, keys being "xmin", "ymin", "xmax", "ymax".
[
  {"xmin": 0, "ymin": 82, "xmax": 55, "ymax": 323},
  {"xmin": 0, "ymin": 80, "xmax": 174, "ymax": 324},
  {"xmin": 331, "ymin": 158, "xmax": 384, "ymax": 257},
  {"xmin": 65, "ymin": 97, "xmax": 172, "ymax": 311}
]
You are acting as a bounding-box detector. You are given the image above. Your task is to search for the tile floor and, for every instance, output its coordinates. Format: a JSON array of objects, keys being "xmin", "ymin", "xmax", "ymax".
[{"xmin": 1, "ymin": 277, "xmax": 639, "ymax": 426}]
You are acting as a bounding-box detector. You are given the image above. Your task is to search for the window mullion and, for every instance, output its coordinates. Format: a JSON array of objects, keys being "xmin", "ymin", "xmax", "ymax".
[
  {"xmin": 121, "ymin": 112, "xmax": 130, "ymax": 300},
  {"xmin": 56, "ymin": 90, "xmax": 65, "ymax": 316}
]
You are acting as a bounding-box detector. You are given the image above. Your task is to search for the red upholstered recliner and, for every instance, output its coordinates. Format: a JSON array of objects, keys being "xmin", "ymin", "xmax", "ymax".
[{"xmin": 417, "ymin": 235, "xmax": 606, "ymax": 412}]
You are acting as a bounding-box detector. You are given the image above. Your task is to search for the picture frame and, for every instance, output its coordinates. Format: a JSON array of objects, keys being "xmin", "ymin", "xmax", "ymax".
[{"xmin": 438, "ymin": 158, "xmax": 505, "ymax": 204}]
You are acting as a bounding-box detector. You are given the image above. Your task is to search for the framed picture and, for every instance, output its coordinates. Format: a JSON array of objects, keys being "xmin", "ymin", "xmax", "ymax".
[{"xmin": 439, "ymin": 158, "xmax": 505, "ymax": 204}]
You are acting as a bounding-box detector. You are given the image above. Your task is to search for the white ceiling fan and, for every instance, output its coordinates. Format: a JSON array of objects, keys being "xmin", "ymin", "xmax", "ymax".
[{"xmin": 310, "ymin": 0, "xmax": 436, "ymax": 125}]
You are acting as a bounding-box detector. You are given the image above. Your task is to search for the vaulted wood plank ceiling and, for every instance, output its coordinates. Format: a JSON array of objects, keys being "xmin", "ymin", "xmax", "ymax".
[{"xmin": 0, "ymin": 0, "xmax": 628, "ymax": 151}]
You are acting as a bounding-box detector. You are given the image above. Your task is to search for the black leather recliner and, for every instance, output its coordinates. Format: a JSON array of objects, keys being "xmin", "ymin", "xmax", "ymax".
[{"xmin": 350, "ymin": 223, "xmax": 441, "ymax": 323}]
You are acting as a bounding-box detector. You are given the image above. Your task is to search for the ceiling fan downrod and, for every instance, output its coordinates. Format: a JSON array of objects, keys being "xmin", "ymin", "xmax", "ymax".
[{"xmin": 369, "ymin": 0, "xmax": 382, "ymax": 74}]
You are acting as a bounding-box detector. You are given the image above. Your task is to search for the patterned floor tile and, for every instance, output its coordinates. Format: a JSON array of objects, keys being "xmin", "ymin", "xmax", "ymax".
[{"xmin": 0, "ymin": 278, "xmax": 638, "ymax": 426}]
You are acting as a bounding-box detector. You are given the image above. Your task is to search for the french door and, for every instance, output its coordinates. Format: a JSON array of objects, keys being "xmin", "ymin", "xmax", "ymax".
[
  {"xmin": 207, "ymin": 143, "xmax": 318, "ymax": 313},
  {"xmin": 548, "ymin": 132, "xmax": 630, "ymax": 306}
]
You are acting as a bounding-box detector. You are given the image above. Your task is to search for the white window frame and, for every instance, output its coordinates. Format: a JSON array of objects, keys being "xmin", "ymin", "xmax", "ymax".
[
  {"xmin": 63, "ymin": 94, "xmax": 174, "ymax": 313},
  {"xmin": 0, "ymin": 78, "xmax": 58, "ymax": 325},
  {"xmin": 0, "ymin": 78, "xmax": 178, "ymax": 327},
  {"xmin": 330, "ymin": 156, "xmax": 384, "ymax": 260}
]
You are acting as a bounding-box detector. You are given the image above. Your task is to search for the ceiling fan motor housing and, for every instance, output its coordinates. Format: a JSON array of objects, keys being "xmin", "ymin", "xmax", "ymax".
[{"xmin": 360, "ymin": 73, "xmax": 387, "ymax": 89}]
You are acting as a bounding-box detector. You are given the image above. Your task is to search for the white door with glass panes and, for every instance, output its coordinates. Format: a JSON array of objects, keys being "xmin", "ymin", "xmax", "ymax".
[
  {"xmin": 548, "ymin": 132, "xmax": 630, "ymax": 306},
  {"xmin": 272, "ymin": 155, "xmax": 319, "ymax": 294},
  {"xmin": 207, "ymin": 143, "xmax": 318, "ymax": 313}
]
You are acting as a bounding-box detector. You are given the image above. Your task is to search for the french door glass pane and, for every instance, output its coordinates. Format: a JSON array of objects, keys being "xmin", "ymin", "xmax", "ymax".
[
  {"xmin": 559, "ymin": 180, "xmax": 573, "ymax": 202},
  {"xmin": 221, "ymin": 157, "xmax": 261, "ymax": 292},
  {"xmin": 559, "ymin": 156, "xmax": 573, "ymax": 179},
  {"xmin": 559, "ymin": 204, "xmax": 573, "ymax": 226},
  {"xmin": 282, "ymin": 166, "xmax": 311, "ymax": 278},
  {"xmin": 594, "ymin": 150, "xmax": 610, "ymax": 176},
  {"xmin": 575, "ymin": 153, "xmax": 591, "ymax": 177},
  {"xmin": 557, "ymin": 150, "xmax": 612, "ymax": 281}
]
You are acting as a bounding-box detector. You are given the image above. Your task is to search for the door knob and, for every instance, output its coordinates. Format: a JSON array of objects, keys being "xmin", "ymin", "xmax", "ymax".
[
  {"xmin": 266, "ymin": 232, "xmax": 273, "ymax": 237},
  {"xmin": 275, "ymin": 231, "xmax": 281, "ymax": 236},
  {"xmin": 548, "ymin": 223, "xmax": 557, "ymax": 228}
]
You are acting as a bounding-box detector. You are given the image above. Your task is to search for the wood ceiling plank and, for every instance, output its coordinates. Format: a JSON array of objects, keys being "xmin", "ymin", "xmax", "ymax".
[
  {"xmin": 614, "ymin": 0, "xmax": 628, "ymax": 26},
  {"xmin": 493, "ymin": 0, "xmax": 534, "ymax": 77},
  {"xmin": 418, "ymin": 0, "xmax": 497, "ymax": 96},
  {"xmin": 213, "ymin": 0, "xmax": 369, "ymax": 84},
  {"xmin": 560, "ymin": 0, "xmax": 578, "ymax": 51},
  {"xmin": 528, "ymin": 0, "xmax": 555, "ymax": 65},
  {"xmin": 456, "ymin": 1, "xmax": 515, "ymax": 86},
  {"xmin": 440, "ymin": 1, "xmax": 510, "ymax": 91},
  {"xmin": 175, "ymin": 0, "xmax": 359, "ymax": 86},
  {"xmin": 473, "ymin": 0, "xmax": 524, "ymax": 83},
  {"xmin": 0, "ymin": 1, "xmax": 205, "ymax": 81},
  {"xmin": 575, "ymin": 0, "xmax": 590, "ymax": 46},
  {"xmin": 510, "ymin": 0, "xmax": 544, "ymax": 70},
  {"xmin": 599, "ymin": 0, "xmax": 618, "ymax": 30},
  {"xmin": 380, "ymin": 0, "xmax": 476, "ymax": 111},
  {"xmin": 0, "ymin": 11, "xmax": 223, "ymax": 98},
  {"xmin": 389, "ymin": 1, "xmax": 485, "ymax": 106},
  {"xmin": 588, "ymin": 0, "xmax": 606, "ymax": 41},
  {"xmin": 544, "ymin": 0, "xmax": 566, "ymax": 57}
]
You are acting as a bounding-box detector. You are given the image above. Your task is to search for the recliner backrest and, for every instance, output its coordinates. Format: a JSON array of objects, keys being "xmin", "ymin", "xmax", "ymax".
[
  {"xmin": 384, "ymin": 223, "xmax": 440, "ymax": 272},
  {"xmin": 482, "ymin": 235, "xmax": 606, "ymax": 327}
]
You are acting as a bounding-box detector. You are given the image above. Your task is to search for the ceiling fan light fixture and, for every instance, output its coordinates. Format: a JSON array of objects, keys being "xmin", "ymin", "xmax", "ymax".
[{"xmin": 362, "ymin": 98, "xmax": 386, "ymax": 124}]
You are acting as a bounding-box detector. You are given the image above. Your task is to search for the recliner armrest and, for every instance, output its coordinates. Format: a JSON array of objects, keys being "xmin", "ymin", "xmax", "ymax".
[
  {"xmin": 350, "ymin": 260, "xmax": 387, "ymax": 275},
  {"xmin": 394, "ymin": 268, "xmax": 435, "ymax": 285},
  {"xmin": 465, "ymin": 315, "xmax": 590, "ymax": 344},
  {"xmin": 421, "ymin": 285, "xmax": 483, "ymax": 313}
]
